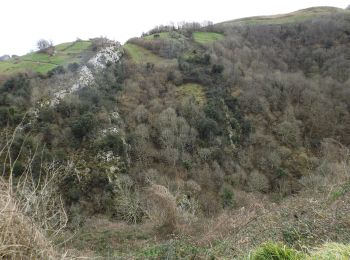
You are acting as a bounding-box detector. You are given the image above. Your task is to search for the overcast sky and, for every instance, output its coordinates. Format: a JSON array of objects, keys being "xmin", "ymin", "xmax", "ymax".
[{"xmin": 0, "ymin": 0, "xmax": 349, "ymax": 56}]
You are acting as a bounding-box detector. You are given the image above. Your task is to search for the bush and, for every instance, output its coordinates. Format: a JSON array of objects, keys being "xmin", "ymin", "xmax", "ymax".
[
  {"xmin": 248, "ymin": 170, "xmax": 270, "ymax": 193},
  {"xmin": 71, "ymin": 112, "xmax": 97, "ymax": 140},
  {"xmin": 0, "ymin": 107, "xmax": 9, "ymax": 126},
  {"xmin": 249, "ymin": 242, "xmax": 305, "ymax": 260},
  {"xmin": 275, "ymin": 121, "xmax": 301, "ymax": 147},
  {"xmin": 68, "ymin": 62, "xmax": 80, "ymax": 73},
  {"xmin": 220, "ymin": 186, "xmax": 235, "ymax": 208},
  {"xmin": 0, "ymin": 74, "xmax": 31, "ymax": 108},
  {"xmin": 197, "ymin": 117, "xmax": 219, "ymax": 141},
  {"xmin": 47, "ymin": 65, "xmax": 65, "ymax": 77},
  {"xmin": 142, "ymin": 184, "xmax": 178, "ymax": 234},
  {"xmin": 97, "ymin": 133, "xmax": 125, "ymax": 155},
  {"xmin": 212, "ymin": 64, "xmax": 224, "ymax": 74}
]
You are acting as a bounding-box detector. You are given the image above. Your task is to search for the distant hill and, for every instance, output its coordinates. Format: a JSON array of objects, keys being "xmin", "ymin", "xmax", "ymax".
[{"xmin": 218, "ymin": 6, "xmax": 346, "ymax": 26}]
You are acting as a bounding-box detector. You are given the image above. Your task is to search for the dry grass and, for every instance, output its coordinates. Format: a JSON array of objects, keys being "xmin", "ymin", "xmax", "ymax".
[{"xmin": 142, "ymin": 184, "xmax": 178, "ymax": 235}]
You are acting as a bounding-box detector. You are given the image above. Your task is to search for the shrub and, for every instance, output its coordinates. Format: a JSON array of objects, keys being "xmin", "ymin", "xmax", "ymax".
[
  {"xmin": 97, "ymin": 133, "xmax": 125, "ymax": 155},
  {"xmin": 112, "ymin": 176, "xmax": 144, "ymax": 224},
  {"xmin": 275, "ymin": 121, "xmax": 301, "ymax": 147},
  {"xmin": 220, "ymin": 186, "xmax": 235, "ymax": 209},
  {"xmin": 249, "ymin": 242, "xmax": 305, "ymax": 260},
  {"xmin": 142, "ymin": 184, "xmax": 178, "ymax": 234},
  {"xmin": 71, "ymin": 112, "xmax": 97, "ymax": 139},
  {"xmin": 212, "ymin": 64, "xmax": 224, "ymax": 74},
  {"xmin": 248, "ymin": 170, "xmax": 270, "ymax": 193},
  {"xmin": 68, "ymin": 62, "xmax": 80, "ymax": 73},
  {"xmin": 197, "ymin": 117, "xmax": 219, "ymax": 141},
  {"xmin": 0, "ymin": 107, "xmax": 9, "ymax": 126},
  {"xmin": 47, "ymin": 65, "xmax": 65, "ymax": 77}
]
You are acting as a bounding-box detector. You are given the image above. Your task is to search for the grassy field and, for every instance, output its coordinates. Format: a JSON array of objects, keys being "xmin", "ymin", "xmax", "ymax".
[
  {"xmin": 220, "ymin": 6, "xmax": 347, "ymax": 26},
  {"xmin": 0, "ymin": 40, "xmax": 92, "ymax": 75},
  {"xmin": 193, "ymin": 32, "xmax": 224, "ymax": 44},
  {"xmin": 176, "ymin": 83, "xmax": 206, "ymax": 105},
  {"xmin": 123, "ymin": 43, "xmax": 176, "ymax": 66}
]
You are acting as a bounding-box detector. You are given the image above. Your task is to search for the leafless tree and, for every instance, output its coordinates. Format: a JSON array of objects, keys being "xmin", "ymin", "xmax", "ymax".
[{"xmin": 37, "ymin": 39, "xmax": 53, "ymax": 51}]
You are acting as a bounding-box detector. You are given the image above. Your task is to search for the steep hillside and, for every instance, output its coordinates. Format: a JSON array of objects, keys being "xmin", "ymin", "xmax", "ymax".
[{"xmin": 1, "ymin": 6, "xmax": 350, "ymax": 259}]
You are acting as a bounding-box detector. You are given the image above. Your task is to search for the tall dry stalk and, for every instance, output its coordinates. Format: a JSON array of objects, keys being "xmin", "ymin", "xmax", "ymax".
[{"xmin": 0, "ymin": 121, "xmax": 69, "ymax": 259}]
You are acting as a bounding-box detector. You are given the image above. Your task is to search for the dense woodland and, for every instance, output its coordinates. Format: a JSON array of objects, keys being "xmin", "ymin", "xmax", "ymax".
[{"xmin": 1, "ymin": 7, "xmax": 350, "ymax": 259}]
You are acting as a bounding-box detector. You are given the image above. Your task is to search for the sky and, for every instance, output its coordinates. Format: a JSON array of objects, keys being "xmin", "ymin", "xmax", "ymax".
[{"xmin": 0, "ymin": 0, "xmax": 349, "ymax": 56}]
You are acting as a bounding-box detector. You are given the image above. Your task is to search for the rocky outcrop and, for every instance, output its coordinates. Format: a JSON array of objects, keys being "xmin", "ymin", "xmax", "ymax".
[
  {"xmin": 0, "ymin": 55, "xmax": 10, "ymax": 61},
  {"xmin": 50, "ymin": 40, "xmax": 123, "ymax": 106}
]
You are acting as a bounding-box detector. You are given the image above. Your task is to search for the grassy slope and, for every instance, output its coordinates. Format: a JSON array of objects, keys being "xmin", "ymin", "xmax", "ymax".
[
  {"xmin": 123, "ymin": 43, "xmax": 176, "ymax": 66},
  {"xmin": 219, "ymin": 6, "xmax": 346, "ymax": 26},
  {"xmin": 193, "ymin": 31, "xmax": 224, "ymax": 44},
  {"xmin": 0, "ymin": 40, "xmax": 92, "ymax": 75}
]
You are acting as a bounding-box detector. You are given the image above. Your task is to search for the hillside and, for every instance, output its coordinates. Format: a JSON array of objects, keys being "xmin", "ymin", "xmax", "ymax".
[
  {"xmin": 219, "ymin": 6, "xmax": 346, "ymax": 26},
  {"xmin": 0, "ymin": 40, "xmax": 93, "ymax": 76},
  {"xmin": 1, "ymin": 6, "xmax": 350, "ymax": 259}
]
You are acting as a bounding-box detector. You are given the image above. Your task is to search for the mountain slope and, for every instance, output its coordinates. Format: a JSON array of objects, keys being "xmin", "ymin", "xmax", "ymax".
[{"xmin": 1, "ymin": 6, "xmax": 350, "ymax": 259}]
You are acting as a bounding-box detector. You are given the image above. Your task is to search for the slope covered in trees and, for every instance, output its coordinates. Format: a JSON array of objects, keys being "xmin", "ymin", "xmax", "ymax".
[{"xmin": 0, "ymin": 6, "xmax": 350, "ymax": 259}]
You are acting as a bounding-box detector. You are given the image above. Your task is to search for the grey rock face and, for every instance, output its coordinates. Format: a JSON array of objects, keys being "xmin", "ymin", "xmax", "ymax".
[{"xmin": 0, "ymin": 55, "xmax": 10, "ymax": 61}]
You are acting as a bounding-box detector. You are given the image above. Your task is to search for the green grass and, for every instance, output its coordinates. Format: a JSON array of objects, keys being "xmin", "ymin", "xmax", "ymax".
[
  {"xmin": 330, "ymin": 182, "xmax": 350, "ymax": 201},
  {"xmin": 67, "ymin": 226, "xmax": 151, "ymax": 257},
  {"xmin": 309, "ymin": 243, "xmax": 350, "ymax": 260},
  {"xmin": 64, "ymin": 41, "xmax": 91, "ymax": 53},
  {"xmin": 0, "ymin": 40, "xmax": 92, "ymax": 75},
  {"xmin": 220, "ymin": 7, "xmax": 346, "ymax": 26},
  {"xmin": 134, "ymin": 240, "xmax": 203, "ymax": 259},
  {"xmin": 249, "ymin": 242, "xmax": 350, "ymax": 260},
  {"xmin": 193, "ymin": 32, "xmax": 224, "ymax": 44},
  {"xmin": 176, "ymin": 83, "xmax": 206, "ymax": 105},
  {"xmin": 123, "ymin": 43, "xmax": 176, "ymax": 66},
  {"xmin": 249, "ymin": 242, "xmax": 305, "ymax": 260}
]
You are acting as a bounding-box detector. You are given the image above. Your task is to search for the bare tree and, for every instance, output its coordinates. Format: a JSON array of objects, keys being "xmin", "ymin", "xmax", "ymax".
[
  {"xmin": 37, "ymin": 39, "xmax": 54, "ymax": 54},
  {"xmin": 0, "ymin": 121, "xmax": 68, "ymax": 258}
]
